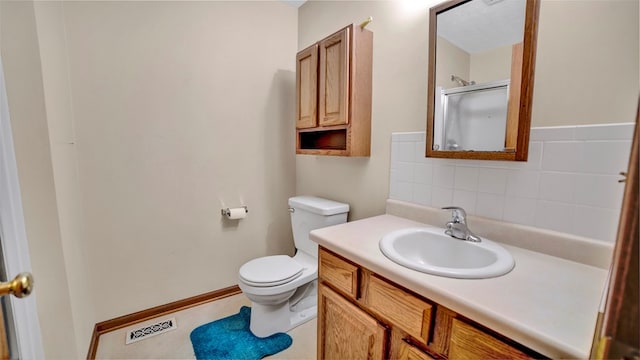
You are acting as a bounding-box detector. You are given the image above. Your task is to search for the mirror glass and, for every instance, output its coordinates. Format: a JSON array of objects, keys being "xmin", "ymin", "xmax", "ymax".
[{"xmin": 426, "ymin": 0, "xmax": 539, "ymax": 161}]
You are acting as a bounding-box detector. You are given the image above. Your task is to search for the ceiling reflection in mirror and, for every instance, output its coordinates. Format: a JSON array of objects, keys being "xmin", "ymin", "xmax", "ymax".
[{"xmin": 427, "ymin": 0, "xmax": 539, "ymax": 161}]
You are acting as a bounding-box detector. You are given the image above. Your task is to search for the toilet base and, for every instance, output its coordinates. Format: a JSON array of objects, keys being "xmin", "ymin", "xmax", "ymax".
[
  {"xmin": 249, "ymin": 303, "xmax": 317, "ymax": 338},
  {"xmin": 248, "ymin": 281, "xmax": 318, "ymax": 337}
]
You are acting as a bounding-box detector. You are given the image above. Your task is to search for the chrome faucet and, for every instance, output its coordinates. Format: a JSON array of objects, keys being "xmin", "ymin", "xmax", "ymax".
[{"xmin": 442, "ymin": 206, "xmax": 481, "ymax": 242}]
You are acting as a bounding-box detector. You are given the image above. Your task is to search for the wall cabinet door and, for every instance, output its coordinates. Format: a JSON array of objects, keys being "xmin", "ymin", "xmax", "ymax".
[
  {"xmin": 296, "ymin": 44, "xmax": 318, "ymax": 129},
  {"xmin": 318, "ymin": 284, "xmax": 386, "ymax": 360},
  {"xmin": 318, "ymin": 27, "xmax": 349, "ymax": 127}
]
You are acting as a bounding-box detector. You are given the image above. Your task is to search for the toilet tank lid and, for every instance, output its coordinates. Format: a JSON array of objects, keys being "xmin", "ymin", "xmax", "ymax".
[{"xmin": 289, "ymin": 196, "xmax": 349, "ymax": 215}]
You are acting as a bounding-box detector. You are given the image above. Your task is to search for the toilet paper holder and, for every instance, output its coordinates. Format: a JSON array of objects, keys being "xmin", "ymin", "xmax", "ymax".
[{"xmin": 221, "ymin": 206, "xmax": 248, "ymax": 217}]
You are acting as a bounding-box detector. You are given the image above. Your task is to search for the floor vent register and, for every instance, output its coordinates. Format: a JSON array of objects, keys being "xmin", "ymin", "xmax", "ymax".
[{"xmin": 125, "ymin": 317, "xmax": 177, "ymax": 344}]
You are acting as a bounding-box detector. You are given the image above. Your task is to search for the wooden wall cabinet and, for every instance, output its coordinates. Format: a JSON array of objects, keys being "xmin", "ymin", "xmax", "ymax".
[
  {"xmin": 317, "ymin": 247, "xmax": 545, "ymax": 359},
  {"xmin": 295, "ymin": 24, "xmax": 373, "ymax": 156}
]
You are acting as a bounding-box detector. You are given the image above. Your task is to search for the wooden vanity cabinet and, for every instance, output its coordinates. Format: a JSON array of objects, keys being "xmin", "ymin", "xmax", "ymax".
[
  {"xmin": 295, "ymin": 24, "xmax": 372, "ymax": 156},
  {"xmin": 317, "ymin": 247, "xmax": 544, "ymax": 359}
]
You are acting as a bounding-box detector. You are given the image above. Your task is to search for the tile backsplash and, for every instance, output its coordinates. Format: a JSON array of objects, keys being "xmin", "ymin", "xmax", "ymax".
[{"xmin": 389, "ymin": 123, "xmax": 634, "ymax": 243}]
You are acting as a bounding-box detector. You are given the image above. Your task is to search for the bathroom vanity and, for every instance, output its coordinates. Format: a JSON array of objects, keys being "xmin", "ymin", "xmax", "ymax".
[{"xmin": 311, "ymin": 200, "xmax": 612, "ymax": 359}]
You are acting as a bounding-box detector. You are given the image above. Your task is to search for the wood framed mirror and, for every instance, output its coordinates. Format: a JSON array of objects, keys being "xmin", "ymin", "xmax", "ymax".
[{"xmin": 426, "ymin": 0, "xmax": 540, "ymax": 161}]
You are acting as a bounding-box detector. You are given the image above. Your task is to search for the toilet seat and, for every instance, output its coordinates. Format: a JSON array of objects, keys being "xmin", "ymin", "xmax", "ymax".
[{"xmin": 239, "ymin": 255, "xmax": 304, "ymax": 287}]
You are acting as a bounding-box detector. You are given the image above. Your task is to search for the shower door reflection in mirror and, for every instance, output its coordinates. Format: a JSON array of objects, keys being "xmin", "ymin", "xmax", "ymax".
[{"xmin": 434, "ymin": 80, "xmax": 509, "ymax": 151}]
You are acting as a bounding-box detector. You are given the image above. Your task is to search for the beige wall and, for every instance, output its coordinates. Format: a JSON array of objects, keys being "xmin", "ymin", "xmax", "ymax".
[
  {"xmin": 0, "ymin": 1, "xmax": 78, "ymax": 358},
  {"xmin": 435, "ymin": 36, "xmax": 470, "ymax": 90},
  {"xmin": 32, "ymin": 2, "xmax": 95, "ymax": 355},
  {"xmin": 60, "ymin": 0, "xmax": 298, "ymax": 328},
  {"xmin": 435, "ymin": 37, "xmax": 511, "ymax": 88},
  {"xmin": 533, "ymin": 0, "xmax": 639, "ymax": 126},
  {"xmin": 297, "ymin": 0, "xmax": 638, "ymax": 221},
  {"xmin": 470, "ymin": 44, "xmax": 512, "ymax": 84},
  {"xmin": 5, "ymin": 0, "xmax": 297, "ymax": 357}
]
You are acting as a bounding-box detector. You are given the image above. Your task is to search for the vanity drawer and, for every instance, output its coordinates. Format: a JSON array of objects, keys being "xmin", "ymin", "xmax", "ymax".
[
  {"xmin": 364, "ymin": 274, "xmax": 432, "ymax": 343},
  {"xmin": 319, "ymin": 248, "xmax": 359, "ymax": 299},
  {"xmin": 449, "ymin": 318, "xmax": 533, "ymax": 359}
]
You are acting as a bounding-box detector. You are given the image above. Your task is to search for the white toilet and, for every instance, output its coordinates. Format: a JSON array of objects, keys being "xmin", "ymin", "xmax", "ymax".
[{"xmin": 238, "ymin": 196, "xmax": 349, "ymax": 337}]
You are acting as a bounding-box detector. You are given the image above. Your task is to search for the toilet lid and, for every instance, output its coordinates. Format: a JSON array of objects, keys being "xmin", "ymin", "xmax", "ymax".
[{"xmin": 239, "ymin": 255, "xmax": 304, "ymax": 287}]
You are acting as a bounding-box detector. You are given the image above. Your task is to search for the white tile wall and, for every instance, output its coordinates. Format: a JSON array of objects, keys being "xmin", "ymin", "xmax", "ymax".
[{"xmin": 389, "ymin": 123, "xmax": 634, "ymax": 242}]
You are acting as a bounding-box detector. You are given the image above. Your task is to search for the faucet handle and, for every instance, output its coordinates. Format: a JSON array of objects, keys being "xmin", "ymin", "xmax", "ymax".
[{"xmin": 441, "ymin": 206, "xmax": 467, "ymax": 223}]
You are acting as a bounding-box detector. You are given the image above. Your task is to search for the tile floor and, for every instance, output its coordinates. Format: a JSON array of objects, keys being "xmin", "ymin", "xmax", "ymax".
[{"xmin": 95, "ymin": 294, "xmax": 317, "ymax": 359}]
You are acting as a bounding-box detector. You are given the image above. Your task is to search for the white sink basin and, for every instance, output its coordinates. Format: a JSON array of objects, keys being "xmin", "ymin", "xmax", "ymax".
[{"xmin": 379, "ymin": 227, "xmax": 514, "ymax": 279}]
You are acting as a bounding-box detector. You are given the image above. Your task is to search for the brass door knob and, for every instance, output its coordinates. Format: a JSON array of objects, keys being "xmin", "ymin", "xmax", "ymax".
[{"xmin": 0, "ymin": 273, "xmax": 34, "ymax": 298}]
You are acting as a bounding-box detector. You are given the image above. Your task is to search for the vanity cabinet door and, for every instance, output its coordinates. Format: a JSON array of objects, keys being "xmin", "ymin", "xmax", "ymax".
[
  {"xmin": 398, "ymin": 341, "xmax": 434, "ymax": 360},
  {"xmin": 449, "ymin": 318, "xmax": 533, "ymax": 359},
  {"xmin": 318, "ymin": 284, "xmax": 387, "ymax": 360}
]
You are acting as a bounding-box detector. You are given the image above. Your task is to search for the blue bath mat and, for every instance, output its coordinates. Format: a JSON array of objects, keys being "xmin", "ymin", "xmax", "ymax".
[{"xmin": 190, "ymin": 306, "xmax": 292, "ymax": 360}]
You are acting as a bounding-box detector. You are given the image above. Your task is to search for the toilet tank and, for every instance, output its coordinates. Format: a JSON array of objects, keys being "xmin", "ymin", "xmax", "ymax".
[{"xmin": 288, "ymin": 196, "xmax": 349, "ymax": 258}]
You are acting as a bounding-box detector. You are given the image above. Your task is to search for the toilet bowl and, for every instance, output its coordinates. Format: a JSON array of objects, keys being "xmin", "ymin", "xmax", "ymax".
[
  {"xmin": 238, "ymin": 196, "xmax": 349, "ymax": 337},
  {"xmin": 238, "ymin": 251, "xmax": 318, "ymax": 337}
]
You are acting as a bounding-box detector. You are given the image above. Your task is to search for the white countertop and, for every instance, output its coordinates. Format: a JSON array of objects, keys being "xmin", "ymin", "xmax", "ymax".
[{"xmin": 310, "ymin": 213, "xmax": 609, "ymax": 359}]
